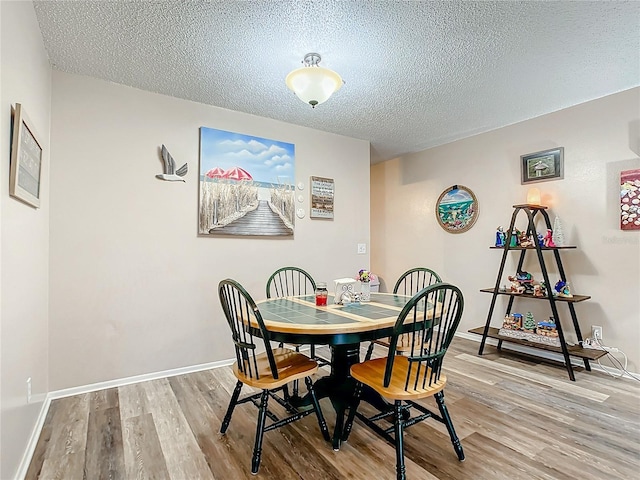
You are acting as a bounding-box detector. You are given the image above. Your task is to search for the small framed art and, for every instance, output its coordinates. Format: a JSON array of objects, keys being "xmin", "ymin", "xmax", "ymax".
[
  {"xmin": 10, "ymin": 103, "xmax": 43, "ymax": 208},
  {"xmin": 435, "ymin": 184, "xmax": 478, "ymax": 233},
  {"xmin": 521, "ymin": 147, "xmax": 564, "ymax": 184}
]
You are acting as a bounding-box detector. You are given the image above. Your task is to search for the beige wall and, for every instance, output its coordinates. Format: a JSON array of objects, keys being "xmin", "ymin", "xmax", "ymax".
[
  {"xmin": 48, "ymin": 71, "xmax": 370, "ymax": 391},
  {"xmin": 1, "ymin": 2, "xmax": 52, "ymax": 478},
  {"xmin": 372, "ymin": 88, "xmax": 640, "ymax": 371}
]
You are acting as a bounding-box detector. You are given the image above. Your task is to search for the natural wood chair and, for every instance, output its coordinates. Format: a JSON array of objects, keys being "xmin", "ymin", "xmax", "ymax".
[
  {"xmin": 266, "ymin": 266, "xmax": 329, "ymax": 367},
  {"xmin": 219, "ymin": 279, "xmax": 330, "ymax": 475},
  {"xmin": 344, "ymin": 283, "xmax": 465, "ymax": 480},
  {"xmin": 364, "ymin": 267, "xmax": 442, "ymax": 361}
]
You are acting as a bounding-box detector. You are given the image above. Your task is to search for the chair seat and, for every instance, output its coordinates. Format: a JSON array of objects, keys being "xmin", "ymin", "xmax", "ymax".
[
  {"xmin": 233, "ymin": 348, "xmax": 319, "ymax": 390},
  {"xmin": 351, "ymin": 356, "xmax": 447, "ymax": 401}
]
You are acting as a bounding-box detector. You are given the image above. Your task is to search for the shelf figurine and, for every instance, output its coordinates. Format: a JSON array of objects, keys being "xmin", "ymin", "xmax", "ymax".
[
  {"xmin": 537, "ymin": 317, "xmax": 559, "ymax": 338},
  {"xmin": 537, "ymin": 232, "xmax": 544, "ymax": 247},
  {"xmin": 495, "ymin": 226, "xmax": 506, "ymax": 247},
  {"xmin": 509, "ymin": 229, "xmax": 519, "ymax": 247},
  {"xmin": 532, "ymin": 283, "xmax": 546, "ymax": 297},
  {"xmin": 523, "ymin": 312, "xmax": 536, "ymax": 332},
  {"xmin": 518, "ymin": 230, "xmax": 534, "ymax": 247},
  {"xmin": 543, "ymin": 229, "xmax": 556, "ymax": 247},
  {"xmin": 554, "ymin": 280, "xmax": 573, "ymax": 298},
  {"xmin": 508, "ymin": 271, "xmax": 534, "ymax": 294}
]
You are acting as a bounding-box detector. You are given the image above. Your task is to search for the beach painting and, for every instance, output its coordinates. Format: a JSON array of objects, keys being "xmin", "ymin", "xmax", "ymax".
[
  {"xmin": 436, "ymin": 185, "xmax": 479, "ymax": 233},
  {"xmin": 199, "ymin": 127, "xmax": 295, "ymax": 236}
]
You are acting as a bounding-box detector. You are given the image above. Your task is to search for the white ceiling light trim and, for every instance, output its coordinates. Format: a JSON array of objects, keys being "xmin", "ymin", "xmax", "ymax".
[{"xmin": 285, "ymin": 53, "xmax": 343, "ymax": 108}]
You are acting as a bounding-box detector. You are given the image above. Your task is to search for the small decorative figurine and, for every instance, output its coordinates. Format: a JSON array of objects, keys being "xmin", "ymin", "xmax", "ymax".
[
  {"xmin": 495, "ymin": 227, "xmax": 506, "ymax": 247},
  {"xmin": 533, "ymin": 283, "xmax": 546, "ymax": 297},
  {"xmin": 543, "ymin": 229, "xmax": 556, "ymax": 247},
  {"xmin": 554, "ymin": 280, "xmax": 573, "ymax": 297},
  {"xmin": 537, "ymin": 317, "xmax": 559, "ymax": 338},
  {"xmin": 518, "ymin": 230, "xmax": 534, "ymax": 247},
  {"xmin": 502, "ymin": 313, "xmax": 523, "ymax": 330},
  {"xmin": 552, "ymin": 216, "xmax": 565, "ymax": 246},
  {"xmin": 509, "ymin": 230, "xmax": 519, "ymax": 247},
  {"xmin": 508, "ymin": 271, "xmax": 534, "ymax": 294},
  {"xmin": 156, "ymin": 145, "xmax": 188, "ymax": 182},
  {"xmin": 537, "ymin": 232, "xmax": 545, "ymax": 247},
  {"xmin": 523, "ymin": 312, "xmax": 536, "ymax": 332}
]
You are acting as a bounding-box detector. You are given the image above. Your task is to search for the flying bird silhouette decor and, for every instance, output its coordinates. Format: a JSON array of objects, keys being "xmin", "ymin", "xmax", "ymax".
[{"xmin": 156, "ymin": 145, "xmax": 187, "ymax": 182}]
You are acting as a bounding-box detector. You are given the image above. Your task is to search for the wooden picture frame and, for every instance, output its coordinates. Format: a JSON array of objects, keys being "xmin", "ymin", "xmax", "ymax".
[
  {"xmin": 521, "ymin": 147, "xmax": 564, "ymax": 184},
  {"xmin": 10, "ymin": 103, "xmax": 43, "ymax": 208},
  {"xmin": 435, "ymin": 184, "xmax": 478, "ymax": 233},
  {"xmin": 310, "ymin": 176, "xmax": 334, "ymax": 219}
]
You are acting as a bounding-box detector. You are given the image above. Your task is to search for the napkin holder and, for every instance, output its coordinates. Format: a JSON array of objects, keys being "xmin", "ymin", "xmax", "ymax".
[{"xmin": 333, "ymin": 278, "xmax": 357, "ymax": 304}]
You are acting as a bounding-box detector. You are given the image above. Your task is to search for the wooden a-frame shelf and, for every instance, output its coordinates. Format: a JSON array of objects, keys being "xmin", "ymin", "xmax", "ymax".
[{"xmin": 471, "ymin": 204, "xmax": 597, "ymax": 381}]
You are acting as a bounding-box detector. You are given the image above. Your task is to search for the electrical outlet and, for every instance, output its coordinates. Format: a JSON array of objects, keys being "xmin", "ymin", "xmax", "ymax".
[
  {"xmin": 27, "ymin": 377, "xmax": 32, "ymax": 403},
  {"xmin": 357, "ymin": 243, "xmax": 366, "ymax": 254},
  {"xmin": 591, "ymin": 325, "xmax": 602, "ymax": 341}
]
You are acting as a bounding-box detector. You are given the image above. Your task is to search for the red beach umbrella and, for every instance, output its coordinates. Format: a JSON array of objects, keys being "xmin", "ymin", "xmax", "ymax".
[
  {"xmin": 223, "ymin": 166, "xmax": 253, "ymax": 181},
  {"xmin": 206, "ymin": 167, "xmax": 226, "ymax": 179}
]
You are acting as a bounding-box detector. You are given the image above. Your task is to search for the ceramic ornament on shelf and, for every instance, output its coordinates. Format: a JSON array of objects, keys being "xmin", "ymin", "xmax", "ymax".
[
  {"xmin": 552, "ymin": 216, "xmax": 565, "ymax": 246},
  {"xmin": 156, "ymin": 145, "xmax": 187, "ymax": 182}
]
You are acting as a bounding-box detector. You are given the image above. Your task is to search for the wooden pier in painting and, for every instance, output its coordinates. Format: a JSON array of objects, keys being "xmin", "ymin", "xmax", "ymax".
[{"xmin": 209, "ymin": 200, "xmax": 292, "ymax": 236}]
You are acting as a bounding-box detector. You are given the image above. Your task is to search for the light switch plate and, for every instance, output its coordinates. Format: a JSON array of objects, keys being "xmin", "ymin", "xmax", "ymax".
[{"xmin": 357, "ymin": 243, "xmax": 366, "ymax": 254}]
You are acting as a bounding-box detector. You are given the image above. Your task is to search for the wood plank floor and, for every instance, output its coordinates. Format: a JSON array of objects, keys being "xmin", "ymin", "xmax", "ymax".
[{"xmin": 26, "ymin": 338, "xmax": 640, "ymax": 479}]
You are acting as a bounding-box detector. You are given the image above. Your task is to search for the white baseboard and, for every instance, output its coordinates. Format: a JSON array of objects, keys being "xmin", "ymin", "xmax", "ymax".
[
  {"xmin": 15, "ymin": 397, "xmax": 51, "ymax": 480},
  {"xmin": 48, "ymin": 358, "xmax": 235, "ymax": 400},
  {"xmin": 455, "ymin": 331, "xmax": 640, "ymax": 381},
  {"xmin": 15, "ymin": 357, "xmax": 235, "ymax": 479}
]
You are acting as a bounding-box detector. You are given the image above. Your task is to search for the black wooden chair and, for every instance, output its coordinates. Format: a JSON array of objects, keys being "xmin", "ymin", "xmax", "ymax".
[
  {"xmin": 364, "ymin": 267, "xmax": 442, "ymax": 361},
  {"xmin": 219, "ymin": 279, "xmax": 330, "ymax": 475},
  {"xmin": 344, "ymin": 283, "xmax": 465, "ymax": 480},
  {"xmin": 266, "ymin": 266, "xmax": 329, "ymax": 367}
]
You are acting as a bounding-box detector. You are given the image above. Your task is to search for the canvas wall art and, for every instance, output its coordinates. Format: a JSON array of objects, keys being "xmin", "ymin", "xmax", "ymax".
[
  {"xmin": 199, "ymin": 128, "xmax": 295, "ymax": 236},
  {"xmin": 620, "ymin": 168, "xmax": 640, "ymax": 230}
]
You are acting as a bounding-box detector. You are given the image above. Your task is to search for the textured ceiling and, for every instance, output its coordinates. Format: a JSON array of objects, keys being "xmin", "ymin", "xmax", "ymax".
[{"xmin": 32, "ymin": 1, "xmax": 640, "ymax": 164}]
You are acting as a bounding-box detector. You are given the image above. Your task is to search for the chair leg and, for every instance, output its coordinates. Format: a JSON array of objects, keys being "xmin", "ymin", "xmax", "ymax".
[
  {"xmin": 394, "ymin": 400, "xmax": 407, "ymax": 480},
  {"xmin": 251, "ymin": 390, "xmax": 270, "ymax": 475},
  {"xmin": 220, "ymin": 380, "xmax": 243, "ymax": 434},
  {"xmin": 364, "ymin": 341, "xmax": 375, "ymax": 361},
  {"xmin": 310, "ymin": 344, "xmax": 316, "ymax": 359},
  {"xmin": 342, "ymin": 381, "xmax": 363, "ymax": 442},
  {"xmin": 305, "ymin": 377, "xmax": 330, "ymax": 442},
  {"xmin": 435, "ymin": 391, "xmax": 465, "ymax": 461}
]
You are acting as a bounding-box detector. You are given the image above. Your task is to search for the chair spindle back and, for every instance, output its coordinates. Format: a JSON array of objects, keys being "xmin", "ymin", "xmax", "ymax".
[
  {"xmin": 393, "ymin": 267, "xmax": 442, "ymax": 296},
  {"xmin": 266, "ymin": 266, "xmax": 316, "ymax": 299},
  {"xmin": 384, "ymin": 283, "xmax": 464, "ymax": 389},
  {"xmin": 219, "ymin": 279, "xmax": 278, "ymax": 380}
]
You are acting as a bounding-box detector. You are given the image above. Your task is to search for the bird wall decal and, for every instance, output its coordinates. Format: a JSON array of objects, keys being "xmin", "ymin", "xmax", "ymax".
[{"xmin": 156, "ymin": 145, "xmax": 187, "ymax": 182}]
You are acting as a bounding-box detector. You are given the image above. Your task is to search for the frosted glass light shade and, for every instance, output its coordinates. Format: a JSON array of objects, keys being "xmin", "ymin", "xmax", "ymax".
[
  {"xmin": 527, "ymin": 187, "xmax": 541, "ymax": 205},
  {"xmin": 285, "ymin": 66, "xmax": 343, "ymax": 107}
]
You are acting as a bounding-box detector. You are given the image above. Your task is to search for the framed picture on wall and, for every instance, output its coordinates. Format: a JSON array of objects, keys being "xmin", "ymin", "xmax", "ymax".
[
  {"xmin": 435, "ymin": 185, "xmax": 478, "ymax": 233},
  {"xmin": 10, "ymin": 103, "xmax": 43, "ymax": 208},
  {"xmin": 620, "ymin": 168, "xmax": 640, "ymax": 230},
  {"xmin": 521, "ymin": 147, "xmax": 564, "ymax": 184}
]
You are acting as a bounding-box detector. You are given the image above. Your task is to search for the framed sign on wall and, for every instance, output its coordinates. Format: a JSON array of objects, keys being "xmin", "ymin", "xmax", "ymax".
[
  {"xmin": 10, "ymin": 103, "xmax": 43, "ymax": 208},
  {"xmin": 310, "ymin": 176, "xmax": 334, "ymax": 219}
]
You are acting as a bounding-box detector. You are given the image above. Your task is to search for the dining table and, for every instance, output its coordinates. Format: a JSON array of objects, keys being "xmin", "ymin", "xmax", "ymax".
[{"xmin": 254, "ymin": 292, "xmax": 418, "ymax": 450}]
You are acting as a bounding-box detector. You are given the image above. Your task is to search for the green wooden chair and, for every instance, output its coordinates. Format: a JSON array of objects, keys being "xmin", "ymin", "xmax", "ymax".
[
  {"xmin": 344, "ymin": 283, "xmax": 465, "ymax": 480},
  {"xmin": 364, "ymin": 267, "xmax": 442, "ymax": 361},
  {"xmin": 219, "ymin": 278, "xmax": 330, "ymax": 474}
]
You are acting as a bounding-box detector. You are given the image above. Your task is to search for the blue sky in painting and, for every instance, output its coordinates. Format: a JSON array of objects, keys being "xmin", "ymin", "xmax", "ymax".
[
  {"xmin": 199, "ymin": 127, "xmax": 295, "ymax": 185},
  {"xmin": 440, "ymin": 188, "xmax": 472, "ymax": 204}
]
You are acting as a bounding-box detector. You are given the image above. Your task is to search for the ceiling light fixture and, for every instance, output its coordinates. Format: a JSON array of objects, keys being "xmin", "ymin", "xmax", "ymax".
[{"xmin": 285, "ymin": 53, "xmax": 343, "ymax": 108}]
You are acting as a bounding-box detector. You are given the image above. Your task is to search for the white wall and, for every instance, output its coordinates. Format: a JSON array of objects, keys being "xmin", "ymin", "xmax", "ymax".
[
  {"xmin": 371, "ymin": 88, "xmax": 640, "ymax": 372},
  {"xmin": 0, "ymin": 2, "xmax": 52, "ymax": 478},
  {"xmin": 49, "ymin": 71, "xmax": 370, "ymax": 391}
]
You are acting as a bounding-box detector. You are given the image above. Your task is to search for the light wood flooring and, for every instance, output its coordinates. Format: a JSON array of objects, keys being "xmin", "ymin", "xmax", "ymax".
[{"xmin": 26, "ymin": 338, "xmax": 640, "ymax": 479}]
